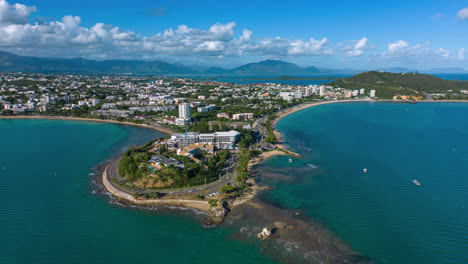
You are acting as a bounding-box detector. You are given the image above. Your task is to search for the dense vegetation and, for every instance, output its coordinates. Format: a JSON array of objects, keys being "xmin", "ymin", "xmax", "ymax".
[
  {"xmin": 118, "ymin": 143, "xmax": 231, "ymax": 189},
  {"xmin": 329, "ymin": 71, "xmax": 468, "ymax": 99},
  {"xmin": 264, "ymin": 114, "xmax": 277, "ymax": 144},
  {"xmin": 218, "ymin": 149, "xmax": 259, "ymax": 199}
]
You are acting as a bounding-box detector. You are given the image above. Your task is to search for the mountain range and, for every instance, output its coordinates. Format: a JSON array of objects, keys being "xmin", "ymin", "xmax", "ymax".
[{"xmin": 0, "ymin": 50, "xmax": 466, "ymax": 75}]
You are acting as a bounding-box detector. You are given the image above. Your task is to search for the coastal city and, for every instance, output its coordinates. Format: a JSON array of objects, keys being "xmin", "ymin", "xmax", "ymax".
[
  {"xmin": 3, "ymin": 0, "xmax": 468, "ymax": 264},
  {"xmin": 0, "ymin": 72, "xmax": 378, "ymax": 121},
  {"xmin": 0, "ymin": 72, "xmax": 382, "ymax": 223}
]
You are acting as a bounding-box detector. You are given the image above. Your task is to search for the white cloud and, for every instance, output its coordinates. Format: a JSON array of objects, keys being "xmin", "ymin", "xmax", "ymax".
[
  {"xmin": 458, "ymin": 48, "xmax": 465, "ymax": 60},
  {"xmin": 0, "ymin": 0, "xmax": 464, "ymax": 67},
  {"xmin": 387, "ymin": 40, "xmax": 409, "ymax": 53},
  {"xmin": 382, "ymin": 40, "xmax": 432, "ymax": 59},
  {"xmin": 0, "ymin": 0, "xmax": 333, "ymax": 61},
  {"xmin": 248, "ymin": 37, "xmax": 330, "ymax": 57},
  {"xmin": 379, "ymin": 40, "xmax": 463, "ymax": 65},
  {"xmin": 457, "ymin": 7, "xmax": 468, "ymax": 20},
  {"xmin": 0, "ymin": 0, "xmax": 36, "ymax": 25},
  {"xmin": 343, "ymin": 37, "xmax": 374, "ymax": 57},
  {"xmin": 435, "ymin": 48, "xmax": 450, "ymax": 57}
]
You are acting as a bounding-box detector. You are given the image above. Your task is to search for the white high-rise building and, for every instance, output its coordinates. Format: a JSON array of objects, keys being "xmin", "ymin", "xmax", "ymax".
[
  {"xmin": 176, "ymin": 103, "xmax": 192, "ymax": 126},
  {"xmin": 319, "ymin": 86, "xmax": 326, "ymax": 96},
  {"xmin": 359, "ymin": 88, "xmax": 365, "ymax": 95},
  {"xmin": 370, "ymin": 90, "xmax": 376, "ymax": 98},
  {"xmin": 294, "ymin": 89, "xmax": 303, "ymax": 99},
  {"xmin": 312, "ymin": 86, "xmax": 318, "ymax": 95},
  {"xmin": 352, "ymin": 90, "xmax": 359, "ymax": 97},
  {"xmin": 178, "ymin": 103, "xmax": 191, "ymax": 119},
  {"xmin": 305, "ymin": 87, "xmax": 312, "ymax": 97}
]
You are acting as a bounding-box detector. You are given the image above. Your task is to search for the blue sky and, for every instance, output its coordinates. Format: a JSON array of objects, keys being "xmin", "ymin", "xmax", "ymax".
[{"xmin": 1, "ymin": 0, "xmax": 467, "ymax": 69}]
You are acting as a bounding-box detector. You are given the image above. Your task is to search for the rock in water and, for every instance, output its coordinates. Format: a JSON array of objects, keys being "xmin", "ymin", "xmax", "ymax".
[
  {"xmin": 203, "ymin": 206, "xmax": 228, "ymax": 228},
  {"xmin": 257, "ymin": 227, "xmax": 273, "ymax": 240}
]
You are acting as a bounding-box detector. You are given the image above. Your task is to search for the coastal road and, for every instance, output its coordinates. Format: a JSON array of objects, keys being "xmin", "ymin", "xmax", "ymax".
[{"xmin": 106, "ymin": 153, "xmax": 238, "ymax": 197}]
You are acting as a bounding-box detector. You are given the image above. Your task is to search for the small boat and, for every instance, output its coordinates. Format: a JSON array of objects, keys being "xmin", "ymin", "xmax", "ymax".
[
  {"xmin": 288, "ymin": 159, "xmax": 293, "ymax": 163},
  {"xmin": 363, "ymin": 168, "xmax": 368, "ymax": 173},
  {"xmin": 413, "ymin": 180, "xmax": 421, "ymax": 186}
]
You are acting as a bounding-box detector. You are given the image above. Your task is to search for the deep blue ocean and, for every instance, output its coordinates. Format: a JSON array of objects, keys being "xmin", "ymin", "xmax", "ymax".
[{"xmin": 263, "ymin": 102, "xmax": 468, "ymax": 263}]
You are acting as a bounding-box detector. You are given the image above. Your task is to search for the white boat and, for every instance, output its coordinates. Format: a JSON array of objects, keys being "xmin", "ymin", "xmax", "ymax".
[
  {"xmin": 413, "ymin": 180, "xmax": 421, "ymax": 186},
  {"xmin": 363, "ymin": 168, "xmax": 368, "ymax": 173},
  {"xmin": 289, "ymin": 159, "xmax": 293, "ymax": 163}
]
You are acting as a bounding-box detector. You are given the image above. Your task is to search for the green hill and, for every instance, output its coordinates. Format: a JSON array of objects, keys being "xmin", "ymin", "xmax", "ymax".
[{"xmin": 328, "ymin": 71, "xmax": 468, "ymax": 99}]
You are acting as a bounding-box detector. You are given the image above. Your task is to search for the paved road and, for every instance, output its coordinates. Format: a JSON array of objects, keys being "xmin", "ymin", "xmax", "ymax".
[{"xmin": 106, "ymin": 153, "xmax": 238, "ymax": 197}]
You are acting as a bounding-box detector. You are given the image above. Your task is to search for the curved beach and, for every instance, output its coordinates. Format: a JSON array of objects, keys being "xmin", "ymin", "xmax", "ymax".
[{"xmin": 0, "ymin": 115, "xmax": 174, "ymax": 135}]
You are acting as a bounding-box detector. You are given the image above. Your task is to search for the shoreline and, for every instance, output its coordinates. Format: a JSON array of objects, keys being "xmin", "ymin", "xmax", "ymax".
[
  {"xmin": 271, "ymin": 99, "xmax": 468, "ymax": 152},
  {"xmin": 0, "ymin": 115, "xmax": 174, "ymax": 135},
  {"xmin": 101, "ymin": 163, "xmax": 212, "ymax": 213}
]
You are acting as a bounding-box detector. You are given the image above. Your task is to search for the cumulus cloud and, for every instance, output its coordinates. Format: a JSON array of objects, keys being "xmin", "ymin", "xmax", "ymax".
[
  {"xmin": 381, "ymin": 40, "xmax": 430, "ymax": 58},
  {"xmin": 248, "ymin": 37, "xmax": 330, "ymax": 57},
  {"xmin": 0, "ymin": 0, "xmax": 36, "ymax": 25},
  {"xmin": 435, "ymin": 48, "xmax": 450, "ymax": 57},
  {"xmin": 343, "ymin": 37, "xmax": 374, "ymax": 56},
  {"xmin": 0, "ymin": 0, "xmax": 333, "ymax": 62},
  {"xmin": 457, "ymin": 7, "xmax": 468, "ymax": 20},
  {"xmin": 379, "ymin": 40, "xmax": 463, "ymax": 64}
]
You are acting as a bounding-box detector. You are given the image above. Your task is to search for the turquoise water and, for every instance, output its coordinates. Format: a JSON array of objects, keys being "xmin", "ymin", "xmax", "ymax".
[
  {"xmin": 0, "ymin": 119, "xmax": 276, "ymax": 264},
  {"xmin": 264, "ymin": 102, "xmax": 468, "ymax": 263}
]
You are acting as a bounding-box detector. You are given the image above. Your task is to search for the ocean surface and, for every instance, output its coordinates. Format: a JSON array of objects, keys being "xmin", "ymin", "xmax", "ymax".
[
  {"xmin": 264, "ymin": 102, "xmax": 468, "ymax": 263},
  {"xmin": 0, "ymin": 119, "xmax": 277, "ymax": 264}
]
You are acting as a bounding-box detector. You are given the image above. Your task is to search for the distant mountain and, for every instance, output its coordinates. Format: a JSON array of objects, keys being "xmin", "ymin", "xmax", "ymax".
[
  {"xmin": 304, "ymin": 66, "xmax": 320, "ymax": 73},
  {"xmin": 328, "ymin": 71, "xmax": 468, "ymax": 99},
  {"xmin": 229, "ymin": 59, "xmax": 320, "ymax": 75},
  {"xmin": 0, "ymin": 50, "xmax": 198, "ymax": 74},
  {"xmin": 0, "ymin": 50, "xmax": 327, "ymax": 76},
  {"xmin": 203, "ymin": 66, "xmax": 230, "ymax": 74},
  {"xmin": 423, "ymin": 67, "xmax": 468, "ymax": 74}
]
